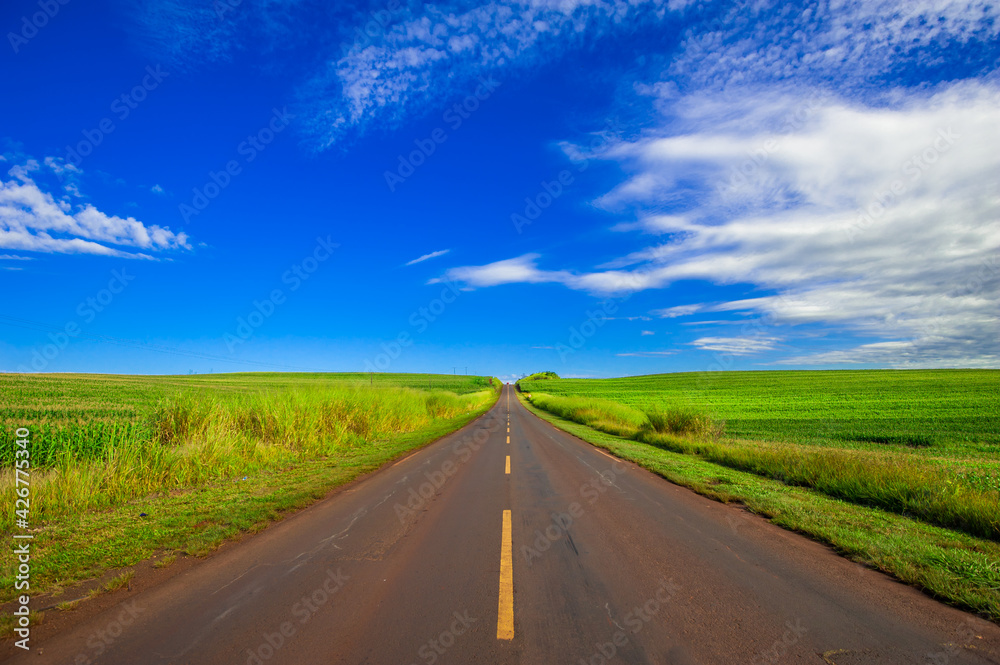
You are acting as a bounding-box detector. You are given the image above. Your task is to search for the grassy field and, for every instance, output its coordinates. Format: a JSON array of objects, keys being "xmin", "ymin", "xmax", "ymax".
[
  {"xmin": 0, "ymin": 372, "xmax": 494, "ymax": 468},
  {"xmin": 517, "ymin": 369, "xmax": 1000, "ymax": 618},
  {"xmin": 519, "ymin": 370, "xmax": 1000, "ymax": 452},
  {"xmin": 0, "ymin": 372, "xmax": 499, "ymax": 607}
]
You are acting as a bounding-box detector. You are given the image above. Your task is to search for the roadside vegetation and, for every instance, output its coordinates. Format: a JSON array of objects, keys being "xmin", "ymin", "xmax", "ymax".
[
  {"xmin": 0, "ymin": 373, "xmax": 499, "ymax": 604},
  {"xmin": 518, "ymin": 369, "xmax": 999, "ymax": 450},
  {"xmin": 517, "ymin": 369, "xmax": 1000, "ymax": 619}
]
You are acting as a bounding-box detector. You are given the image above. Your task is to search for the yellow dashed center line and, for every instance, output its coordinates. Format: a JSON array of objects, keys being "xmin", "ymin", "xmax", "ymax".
[
  {"xmin": 497, "ymin": 510, "xmax": 514, "ymax": 640},
  {"xmin": 505, "ymin": 455, "xmax": 510, "ymax": 474},
  {"xmin": 506, "ymin": 435, "xmax": 510, "ymax": 444}
]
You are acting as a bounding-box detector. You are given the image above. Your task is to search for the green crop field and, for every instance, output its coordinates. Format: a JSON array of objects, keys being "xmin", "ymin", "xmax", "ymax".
[
  {"xmin": 0, "ymin": 372, "xmax": 494, "ymax": 467},
  {"xmin": 517, "ymin": 369, "xmax": 1000, "ymax": 618},
  {"xmin": 0, "ymin": 372, "xmax": 499, "ymax": 606},
  {"xmin": 520, "ymin": 369, "xmax": 1000, "ymax": 453}
]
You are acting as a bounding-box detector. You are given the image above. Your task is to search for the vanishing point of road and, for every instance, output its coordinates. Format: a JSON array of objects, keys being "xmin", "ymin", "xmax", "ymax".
[{"xmin": 9, "ymin": 385, "xmax": 1000, "ymax": 664}]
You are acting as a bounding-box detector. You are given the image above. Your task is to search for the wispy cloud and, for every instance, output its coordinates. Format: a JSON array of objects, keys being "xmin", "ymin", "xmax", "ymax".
[
  {"xmin": 440, "ymin": 83, "xmax": 1000, "ymax": 367},
  {"xmin": 616, "ymin": 350, "xmax": 676, "ymax": 357},
  {"xmin": 119, "ymin": 0, "xmax": 1000, "ymax": 368},
  {"xmin": 1, "ymin": 156, "xmax": 191, "ymax": 258},
  {"xmin": 667, "ymin": 0, "xmax": 1000, "ymax": 96},
  {"xmin": 124, "ymin": 0, "xmax": 1000, "ymax": 153},
  {"xmin": 405, "ymin": 248, "xmax": 450, "ymax": 266},
  {"xmin": 641, "ymin": 330, "xmax": 654, "ymax": 335},
  {"xmin": 690, "ymin": 336, "xmax": 781, "ymax": 355},
  {"xmin": 297, "ymin": 0, "xmax": 686, "ymax": 149},
  {"xmin": 127, "ymin": 0, "xmax": 690, "ymax": 149},
  {"xmin": 434, "ymin": 253, "xmax": 572, "ymax": 288},
  {"xmin": 774, "ymin": 340, "xmax": 999, "ymax": 369},
  {"xmin": 652, "ymin": 304, "xmax": 702, "ymax": 318}
]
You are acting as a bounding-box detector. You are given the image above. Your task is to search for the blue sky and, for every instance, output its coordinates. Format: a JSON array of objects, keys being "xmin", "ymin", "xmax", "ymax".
[{"xmin": 1, "ymin": 0, "xmax": 998, "ymax": 379}]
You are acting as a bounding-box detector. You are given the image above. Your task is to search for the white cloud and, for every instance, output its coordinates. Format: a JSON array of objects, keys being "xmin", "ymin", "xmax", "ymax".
[
  {"xmin": 0, "ymin": 157, "xmax": 191, "ymax": 258},
  {"xmin": 125, "ymin": 0, "xmax": 999, "ymax": 154},
  {"xmin": 641, "ymin": 330, "xmax": 654, "ymax": 335},
  {"xmin": 441, "ymin": 82, "xmax": 1000, "ymax": 367},
  {"xmin": 690, "ymin": 336, "xmax": 781, "ymax": 355},
  {"xmin": 597, "ymin": 83, "xmax": 1000, "ymax": 366},
  {"xmin": 298, "ymin": 0, "xmax": 682, "ymax": 148},
  {"xmin": 434, "ymin": 253, "xmax": 572, "ymax": 288},
  {"xmin": 616, "ymin": 350, "xmax": 676, "ymax": 357},
  {"xmin": 668, "ymin": 0, "xmax": 1000, "ymax": 95},
  {"xmin": 405, "ymin": 248, "xmax": 450, "ymax": 266},
  {"xmin": 775, "ymin": 340, "xmax": 999, "ymax": 369},
  {"xmin": 652, "ymin": 303, "xmax": 702, "ymax": 318},
  {"xmin": 151, "ymin": 184, "xmax": 165, "ymax": 195}
]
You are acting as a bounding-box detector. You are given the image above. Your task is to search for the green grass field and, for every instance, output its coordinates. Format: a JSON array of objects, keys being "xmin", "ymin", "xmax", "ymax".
[
  {"xmin": 517, "ymin": 369, "xmax": 1000, "ymax": 618},
  {"xmin": 0, "ymin": 372, "xmax": 499, "ymax": 606},
  {"xmin": 0, "ymin": 372, "xmax": 494, "ymax": 467},
  {"xmin": 519, "ymin": 370, "xmax": 1000, "ymax": 453}
]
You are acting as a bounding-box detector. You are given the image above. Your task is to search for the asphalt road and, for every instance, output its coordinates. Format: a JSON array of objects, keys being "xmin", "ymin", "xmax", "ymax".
[{"xmin": 10, "ymin": 385, "xmax": 1000, "ymax": 664}]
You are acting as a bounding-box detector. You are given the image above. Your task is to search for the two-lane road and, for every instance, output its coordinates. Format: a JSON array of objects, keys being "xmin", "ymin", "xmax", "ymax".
[{"xmin": 10, "ymin": 385, "xmax": 1000, "ymax": 664}]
